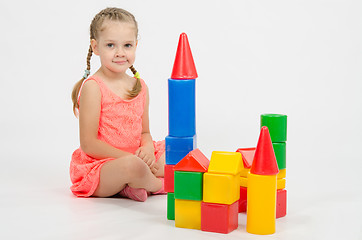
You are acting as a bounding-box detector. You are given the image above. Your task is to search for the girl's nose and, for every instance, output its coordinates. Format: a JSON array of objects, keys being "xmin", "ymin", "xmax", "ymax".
[{"xmin": 115, "ymin": 48, "xmax": 125, "ymax": 57}]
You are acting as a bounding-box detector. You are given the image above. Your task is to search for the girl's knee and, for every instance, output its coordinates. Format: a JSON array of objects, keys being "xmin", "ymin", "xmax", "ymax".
[{"xmin": 121, "ymin": 155, "xmax": 149, "ymax": 178}]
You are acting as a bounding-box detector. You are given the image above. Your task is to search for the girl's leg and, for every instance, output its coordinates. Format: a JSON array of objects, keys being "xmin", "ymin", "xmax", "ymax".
[
  {"xmin": 92, "ymin": 155, "xmax": 162, "ymax": 197},
  {"xmin": 153, "ymin": 153, "xmax": 165, "ymax": 177}
]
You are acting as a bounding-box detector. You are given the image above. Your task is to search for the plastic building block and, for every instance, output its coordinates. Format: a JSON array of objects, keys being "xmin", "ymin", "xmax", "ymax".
[
  {"xmin": 174, "ymin": 171, "xmax": 203, "ymax": 201},
  {"xmin": 201, "ymin": 201, "xmax": 238, "ymax": 234},
  {"xmin": 166, "ymin": 135, "xmax": 196, "ymax": 152},
  {"xmin": 277, "ymin": 169, "xmax": 286, "ymax": 179},
  {"xmin": 260, "ymin": 114, "xmax": 287, "ymax": 142},
  {"xmin": 239, "ymin": 187, "xmax": 247, "ymax": 213},
  {"xmin": 273, "ymin": 142, "xmax": 286, "ymax": 170},
  {"xmin": 240, "ymin": 177, "xmax": 248, "ymax": 187},
  {"xmin": 171, "ymin": 33, "xmax": 198, "ymax": 79},
  {"xmin": 240, "ymin": 168, "xmax": 250, "ymax": 178},
  {"xmin": 175, "ymin": 199, "xmax": 201, "ymax": 230},
  {"xmin": 250, "ymin": 126, "xmax": 279, "ymax": 175},
  {"xmin": 208, "ymin": 151, "xmax": 243, "ymax": 176},
  {"xmin": 203, "ymin": 172, "xmax": 240, "ymax": 205},
  {"xmin": 277, "ymin": 178, "xmax": 286, "ymax": 190},
  {"xmin": 246, "ymin": 173, "xmax": 277, "ymax": 235},
  {"xmin": 247, "ymin": 126, "xmax": 279, "ymax": 235},
  {"xmin": 236, "ymin": 147, "xmax": 256, "ymax": 168},
  {"xmin": 164, "ymin": 165, "xmax": 175, "ymax": 193},
  {"xmin": 174, "ymin": 148, "xmax": 209, "ymax": 172},
  {"xmin": 276, "ymin": 189, "xmax": 287, "ymax": 218},
  {"xmin": 165, "ymin": 135, "xmax": 196, "ymax": 165},
  {"xmin": 167, "ymin": 193, "xmax": 175, "ymax": 220},
  {"xmin": 168, "ymin": 79, "xmax": 196, "ymax": 137}
]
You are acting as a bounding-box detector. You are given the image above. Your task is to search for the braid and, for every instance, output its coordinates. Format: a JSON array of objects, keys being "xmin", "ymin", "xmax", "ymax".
[
  {"xmin": 128, "ymin": 65, "xmax": 142, "ymax": 98},
  {"xmin": 86, "ymin": 45, "xmax": 92, "ymax": 71},
  {"xmin": 71, "ymin": 45, "xmax": 93, "ymax": 115}
]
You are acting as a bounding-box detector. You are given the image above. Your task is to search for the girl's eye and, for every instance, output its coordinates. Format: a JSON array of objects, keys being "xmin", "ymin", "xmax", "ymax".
[
  {"xmin": 125, "ymin": 44, "xmax": 132, "ymax": 48},
  {"xmin": 107, "ymin": 43, "xmax": 114, "ymax": 48}
]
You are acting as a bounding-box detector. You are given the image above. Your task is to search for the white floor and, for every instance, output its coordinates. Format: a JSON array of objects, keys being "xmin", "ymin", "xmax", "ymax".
[{"xmin": 1, "ymin": 156, "xmax": 361, "ymax": 240}]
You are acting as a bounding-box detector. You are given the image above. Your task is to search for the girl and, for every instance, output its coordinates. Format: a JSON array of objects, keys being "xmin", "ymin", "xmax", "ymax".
[{"xmin": 70, "ymin": 7, "xmax": 165, "ymax": 202}]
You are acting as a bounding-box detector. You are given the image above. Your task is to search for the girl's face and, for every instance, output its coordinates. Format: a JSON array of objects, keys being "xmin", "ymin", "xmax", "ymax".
[{"xmin": 91, "ymin": 20, "xmax": 138, "ymax": 76}]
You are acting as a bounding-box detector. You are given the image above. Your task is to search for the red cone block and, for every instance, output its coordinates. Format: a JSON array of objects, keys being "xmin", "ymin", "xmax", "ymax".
[
  {"xmin": 171, "ymin": 33, "xmax": 198, "ymax": 79},
  {"xmin": 250, "ymin": 126, "xmax": 279, "ymax": 175}
]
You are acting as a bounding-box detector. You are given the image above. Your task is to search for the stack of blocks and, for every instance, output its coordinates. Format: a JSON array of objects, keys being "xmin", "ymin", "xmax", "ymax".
[
  {"xmin": 235, "ymin": 114, "xmax": 287, "ymax": 219},
  {"xmin": 261, "ymin": 114, "xmax": 287, "ymax": 218},
  {"xmin": 201, "ymin": 151, "xmax": 242, "ymax": 233},
  {"xmin": 165, "ymin": 32, "xmax": 289, "ymax": 235},
  {"xmin": 171, "ymin": 149, "xmax": 242, "ymax": 234},
  {"xmin": 246, "ymin": 126, "xmax": 280, "ymax": 234},
  {"xmin": 174, "ymin": 149, "xmax": 209, "ymax": 229},
  {"xmin": 165, "ymin": 33, "xmax": 198, "ymax": 221}
]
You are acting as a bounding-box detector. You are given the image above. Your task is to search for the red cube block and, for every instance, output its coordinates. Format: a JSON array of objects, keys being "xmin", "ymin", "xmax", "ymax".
[
  {"xmin": 276, "ymin": 189, "xmax": 287, "ymax": 218},
  {"xmin": 164, "ymin": 164, "xmax": 175, "ymax": 193},
  {"xmin": 239, "ymin": 187, "xmax": 247, "ymax": 213},
  {"xmin": 201, "ymin": 201, "xmax": 238, "ymax": 234}
]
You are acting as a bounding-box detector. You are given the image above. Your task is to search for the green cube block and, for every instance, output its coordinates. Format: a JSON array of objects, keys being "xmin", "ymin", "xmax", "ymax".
[
  {"xmin": 261, "ymin": 114, "xmax": 287, "ymax": 142},
  {"xmin": 167, "ymin": 193, "xmax": 175, "ymax": 220},
  {"xmin": 273, "ymin": 142, "xmax": 286, "ymax": 170},
  {"xmin": 174, "ymin": 171, "xmax": 203, "ymax": 201}
]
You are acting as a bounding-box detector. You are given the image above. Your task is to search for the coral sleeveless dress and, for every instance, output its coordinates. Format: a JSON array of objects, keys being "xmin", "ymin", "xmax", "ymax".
[{"xmin": 70, "ymin": 75, "xmax": 165, "ymax": 197}]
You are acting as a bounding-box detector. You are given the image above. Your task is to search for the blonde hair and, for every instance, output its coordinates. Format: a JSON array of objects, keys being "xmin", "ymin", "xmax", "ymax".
[{"xmin": 71, "ymin": 7, "xmax": 141, "ymax": 114}]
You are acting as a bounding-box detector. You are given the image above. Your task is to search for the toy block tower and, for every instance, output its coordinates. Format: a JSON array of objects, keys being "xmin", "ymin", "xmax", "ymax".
[
  {"xmin": 246, "ymin": 126, "xmax": 279, "ymax": 235},
  {"xmin": 173, "ymin": 149, "xmax": 209, "ymax": 229},
  {"xmin": 165, "ymin": 33, "xmax": 198, "ymax": 220},
  {"xmin": 201, "ymin": 151, "xmax": 242, "ymax": 234},
  {"xmin": 261, "ymin": 114, "xmax": 287, "ymax": 218},
  {"xmin": 235, "ymin": 147, "xmax": 255, "ymax": 213}
]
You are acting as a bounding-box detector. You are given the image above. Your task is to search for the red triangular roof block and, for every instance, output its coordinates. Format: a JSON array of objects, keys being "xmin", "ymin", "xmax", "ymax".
[
  {"xmin": 250, "ymin": 126, "xmax": 279, "ymax": 175},
  {"xmin": 174, "ymin": 148, "xmax": 209, "ymax": 172},
  {"xmin": 236, "ymin": 147, "xmax": 256, "ymax": 169},
  {"xmin": 171, "ymin": 33, "xmax": 198, "ymax": 79}
]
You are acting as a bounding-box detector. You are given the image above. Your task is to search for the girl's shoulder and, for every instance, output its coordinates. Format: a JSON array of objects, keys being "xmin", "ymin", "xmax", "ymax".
[{"xmin": 77, "ymin": 75, "xmax": 104, "ymax": 104}]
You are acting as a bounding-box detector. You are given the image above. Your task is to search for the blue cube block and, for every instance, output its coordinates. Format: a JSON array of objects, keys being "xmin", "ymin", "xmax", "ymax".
[
  {"xmin": 165, "ymin": 135, "xmax": 197, "ymax": 165},
  {"xmin": 168, "ymin": 79, "xmax": 196, "ymax": 137}
]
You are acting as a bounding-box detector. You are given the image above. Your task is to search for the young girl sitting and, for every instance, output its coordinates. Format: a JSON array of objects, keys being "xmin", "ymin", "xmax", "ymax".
[{"xmin": 70, "ymin": 7, "xmax": 165, "ymax": 202}]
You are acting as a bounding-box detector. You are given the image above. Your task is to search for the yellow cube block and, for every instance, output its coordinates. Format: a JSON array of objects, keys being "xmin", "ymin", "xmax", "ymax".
[
  {"xmin": 277, "ymin": 169, "xmax": 286, "ymax": 179},
  {"xmin": 203, "ymin": 172, "xmax": 240, "ymax": 205},
  {"xmin": 240, "ymin": 176, "xmax": 248, "ymax": 187},
  {"xmin": 277, "ymin": 178, "xmax": 286, "ymax": 190},
  {"xmin": 208, "ymin": 151, "xmax": 243, "ymax": 175},
  {"xmin": 175, "ymin": 199, "xmax": 201, "ymax": 230}
]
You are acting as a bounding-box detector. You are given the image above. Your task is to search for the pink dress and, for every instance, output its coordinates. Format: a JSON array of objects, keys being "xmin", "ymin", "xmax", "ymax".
[{"xmin": 70, "ymin": 75, "xmax": 165, "ymax": 197}]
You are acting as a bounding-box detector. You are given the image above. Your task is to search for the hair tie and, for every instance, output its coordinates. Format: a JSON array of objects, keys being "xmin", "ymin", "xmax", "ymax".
[
  {"xmin": 134, "ymin": 72, "xmax": 140, "ymax": 79},
  {"xmin": 83, "ymin": 69, "xmax": 90, "ymax": 79}
]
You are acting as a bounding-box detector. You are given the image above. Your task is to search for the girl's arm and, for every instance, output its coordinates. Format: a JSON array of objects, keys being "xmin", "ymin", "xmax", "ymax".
[
  {"xmin": 135, "ymin": 86, "xmax": 156, "ymax": 167},
  {"xmin": 78, "ymin": 80, "xmax": 132, "ymax": 159}
]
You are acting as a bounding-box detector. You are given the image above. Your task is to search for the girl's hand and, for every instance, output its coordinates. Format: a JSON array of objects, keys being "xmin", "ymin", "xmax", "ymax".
[{"xmin": 135, "ymin": 145, "xmax": 156, "ymax": 169}]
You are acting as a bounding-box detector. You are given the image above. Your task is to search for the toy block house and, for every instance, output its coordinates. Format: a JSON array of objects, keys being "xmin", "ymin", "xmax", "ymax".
[
  {"xmin": 201, "ymin": 151, "xmax": 242, "ymax": 234},
  {"xmin": 173, "ymin": 149, "xmax": 209, "ymax": 229}
]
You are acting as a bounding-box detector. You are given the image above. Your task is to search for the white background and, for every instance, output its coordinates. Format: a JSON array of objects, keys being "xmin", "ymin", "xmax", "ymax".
[{"xmin": 0, "ymin": 0, "xmax": 361, "ymax": 239}]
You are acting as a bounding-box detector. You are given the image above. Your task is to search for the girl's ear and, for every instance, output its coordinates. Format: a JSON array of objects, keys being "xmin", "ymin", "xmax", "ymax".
[{"xmin": 91, "ymin": 39, "xmax": 99, "ymax": 55}]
